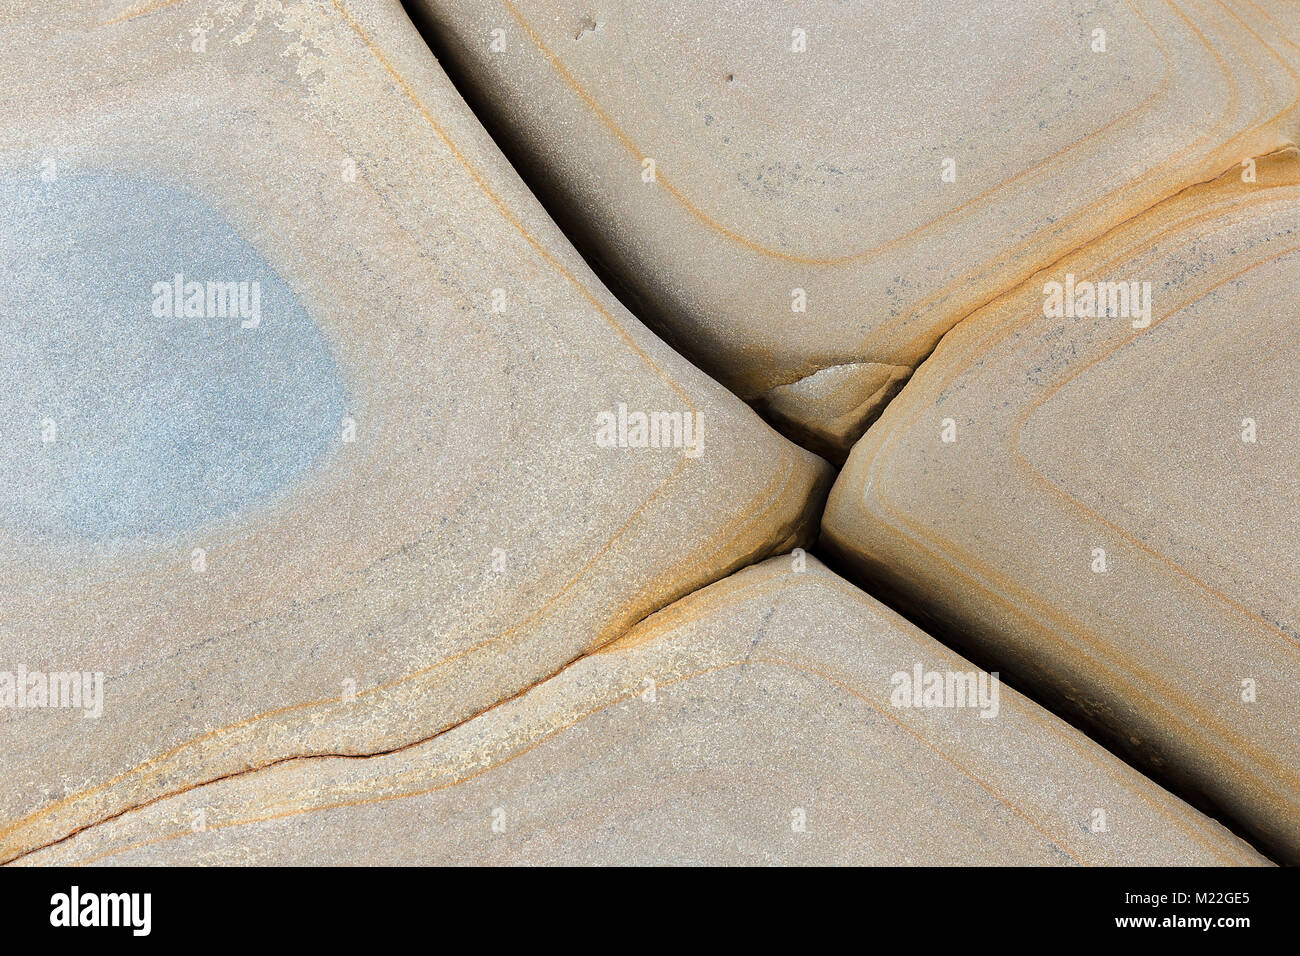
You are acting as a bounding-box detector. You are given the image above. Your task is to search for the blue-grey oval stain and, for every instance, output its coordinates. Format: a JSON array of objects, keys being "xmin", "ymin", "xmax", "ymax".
[{"xmin": 0, "ymin": 174, "xmax": 347, "ymax": 542}]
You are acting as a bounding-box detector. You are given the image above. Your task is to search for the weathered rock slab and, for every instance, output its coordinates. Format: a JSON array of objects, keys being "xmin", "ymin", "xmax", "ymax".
[
  {"xmin": 0, "ymin": 0, "xmax": 828, "ymax": 863},
  {"xmin": 824, "ymin": 150, "xmax": 1300, "ymax": 862},
  {"xmin": 414, "ymin": 0, "xmax": 1300, "ymax": 453},
  {"xmin": 20, "ymin": 558, "xmax": 1266, "ymax": 865}
]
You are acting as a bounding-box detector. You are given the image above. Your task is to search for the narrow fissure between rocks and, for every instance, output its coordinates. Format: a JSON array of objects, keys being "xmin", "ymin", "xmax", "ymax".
[{"xmin": 393, "ymin": 10, "xmax": 1296, "ymax": 860}]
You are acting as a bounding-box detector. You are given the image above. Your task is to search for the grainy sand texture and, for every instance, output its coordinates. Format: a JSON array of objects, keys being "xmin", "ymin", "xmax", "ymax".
[{"xmin": 1, "ymin": 0, "xmax": 1296, "ymax": 869}]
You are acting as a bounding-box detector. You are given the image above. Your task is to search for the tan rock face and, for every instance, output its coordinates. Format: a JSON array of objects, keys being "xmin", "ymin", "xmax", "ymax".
[
  {"xmin": 3, "ymin": 0, "xmax": 1293, "ymax": 871},
  {"xmin": 0, "ymin": 0, "xmax": 829, "ymax": 863},
  {"xmin": 16, "ymin": 557, "xmax": 1264, "ymax": 866},
  {"xmin": 824, "ymin": 150, "xmax": 1300, "ymax": 862},
  {"xmin": 411, "ymin": 0, "xmax": 1299, "ymax": 454}
]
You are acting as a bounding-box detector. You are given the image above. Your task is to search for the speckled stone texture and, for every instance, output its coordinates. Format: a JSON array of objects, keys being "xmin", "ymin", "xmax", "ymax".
[
  {"xmin": 823, "ymin": 150, "xmax": 1300, "ymax": 863},
  {"xmin": 411, "ymin": 0, "xmax": 1300, "ymax": 456},
  {"xmin": 3, "ymin": 0, "xmax": 1296, "ymax": 870},
  {"xmin": 0, "ymin": 0, "xmax": 829, "ymax": 863},
  {"xmin": 15, "ymin": 557, "xmax": 1266, "ymax": 866}
]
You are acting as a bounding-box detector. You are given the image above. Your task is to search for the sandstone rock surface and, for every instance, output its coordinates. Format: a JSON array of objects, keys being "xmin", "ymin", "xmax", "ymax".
[
  {"xmin": 824, "ymin": 149, "xmax": 1300, "ymax": 862},
  {"xmin": 0, "ymin": 0, "xmax": 829, "ymax": 863},
  {"xmin": 413, "ymin": 0, "xmax": 1300, "ymax": 454},
  {"xmin": 17, "ymin": 557, "xmax": 1265, "ymax": 865}
]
